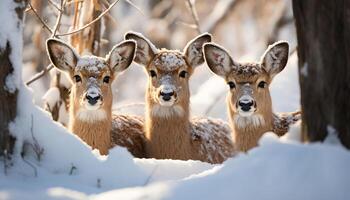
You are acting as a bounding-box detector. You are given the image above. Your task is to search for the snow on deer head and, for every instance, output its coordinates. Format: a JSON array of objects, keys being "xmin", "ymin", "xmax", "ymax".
[
  {"xmin": 204, "ymin": 41, "xmax": 289, "ymax": 129},
  {"xmin": 125, "ymin": 31, "xmax": 211, "ymax": 118},
  {"xmin": 46, "ymin": 39, "xmax": 136, "ymax": 122}
]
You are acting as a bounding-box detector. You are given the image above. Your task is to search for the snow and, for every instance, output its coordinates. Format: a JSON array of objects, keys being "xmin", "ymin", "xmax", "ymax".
[
  {"xmin": 0, "ymin": 0, "xmax": 26, "ymax": 93},
  {"xmin": 154, "ymin": 52, "xmax": 186, "ymax": 71},
  {"xmin": 301, "ymin": 62, "xmax": 308, "ymax": 77},
  {"xmin": 76, "ymin": 56, "xmax": 108, "ymax": 74},
  {"xmin": 42, "ymin": 87, "xmax": 60, "ymax": 110}
]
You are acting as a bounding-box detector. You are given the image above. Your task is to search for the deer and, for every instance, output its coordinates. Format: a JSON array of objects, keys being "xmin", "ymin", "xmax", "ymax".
[
  {"xmin": 203, "ymin": 41, "xmax": 301, "ymax": 152},
  {"xmin": 46, "ymin": 38, "xmax": 145, "ymax": 156},
  {"xmin": 124, "ymin": 31, "xmax": 235, "ymax": 164}
]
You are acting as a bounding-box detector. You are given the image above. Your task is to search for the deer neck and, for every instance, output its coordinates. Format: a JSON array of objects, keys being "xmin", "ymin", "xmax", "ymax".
[
  {"xmin": 145, "ymin": 98, "xmax": 193, "ymax": 160},
  {"xmin": 69, "ymin": 96, "xmax": 112, "ymax": 155},
  {"xmin": 228, "ymin": 101, "xmax": 274, "ymax": 152}
]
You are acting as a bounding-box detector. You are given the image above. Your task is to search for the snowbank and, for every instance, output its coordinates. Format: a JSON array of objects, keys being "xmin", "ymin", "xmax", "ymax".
[{"xmin": 98, "ymin": 132, "xmax": 350, "ymax": 200}]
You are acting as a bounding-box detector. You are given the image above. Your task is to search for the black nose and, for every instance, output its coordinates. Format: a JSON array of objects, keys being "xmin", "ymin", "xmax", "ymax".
[
  {"xmin": 86, "ymin": 94, "xmax": 100, "ymax": 105},
  {"xmin": 160, "ymin": 91, "xmax": 174, "ymax": 102},
  {"xmin": 238, "ymin": 100, "xmax": 254, "ymax": 112}
]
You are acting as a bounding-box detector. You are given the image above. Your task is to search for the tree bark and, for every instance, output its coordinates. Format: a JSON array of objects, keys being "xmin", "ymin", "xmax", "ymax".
[
  {"xmin": 292, "ymin": 0, "xmax": 350, "ymax": 148},
  {"xmin": 0, "ymin": 0, "xmax": 28, "ymax": 156}
]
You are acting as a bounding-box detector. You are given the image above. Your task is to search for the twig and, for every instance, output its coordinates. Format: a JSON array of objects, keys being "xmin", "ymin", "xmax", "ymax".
[
  {"xmin": 143, "ymin": 165, "xmax": 158, "ymax": 186},
  {"xmin": 202, "ymin": 0, "xmax": 238, "ymax": 33},
  {"xmin": 125, "ymin": 0, "xmax": 145, "ymax": 16},
  {"xmin": 57, "ymin": 0, "xmax": 120, "ymax": 36},
  {"xmin": 52, "ymin": 0, "xmax": 66, "ymax": 37},
  {"xmin": 26, "ymin": 64, "xmax": 54, "ymax": 86},
  {"xmin": 69, "ymin": 164, "xmax": 77, "ymax": 175},
  {"xmin": 186, "ymin": 0, "xmax": 201, "ymax": 34},
  {"xmin": 30, "ymin": 115, "xmax": 44, "ymax": 161},
  {"xmin": 176, "ymin": 20, "xmax": 198, "ymax": 30},
  {"xmin": 28, "ymin": 2, "xmax": 53, "ymax": 34},
  {"xmin": 22, "ymin": 156, "xmax": 38, "ymax": 177},
  {"xmin": 48, "ymin": 0, "xmax": 62, "ymax": 12}
]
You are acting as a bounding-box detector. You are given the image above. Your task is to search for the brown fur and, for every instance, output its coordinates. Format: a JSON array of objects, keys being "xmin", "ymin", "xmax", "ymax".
[
  {"xmin": 111, "ymin": 114, "xmax": 146, "ymax": 158},
  {"xmin": 204, "ymin": 41, "xmax": 300, "ymax": 152},
  {"xmin": 125, "ymin": 32, "xmax": 235, "ymax": 163}
]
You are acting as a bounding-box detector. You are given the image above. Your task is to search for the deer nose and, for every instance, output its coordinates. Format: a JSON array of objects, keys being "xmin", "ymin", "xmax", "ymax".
[
  {"xmin": 238, "ymin": 99, "xmax": 255, "ymax": 112},
  {"xmin": 160, "ymin": 90, "xmax": 174, "ymax": 101},
  {"xmin": 86, "ymin": 94, "xmax": 100, "ymax": 105}
]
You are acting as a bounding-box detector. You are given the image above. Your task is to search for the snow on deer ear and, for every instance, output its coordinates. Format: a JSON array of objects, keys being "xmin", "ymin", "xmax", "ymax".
[
  {"xmin": 183, "ymin": 33, "xmax": 212, "ymax": 68},
  {"xmin": 46, "ymin": 39, "xmax": 78, "ymax": 72},
  {"xmin": 261, "ymin": 41, "xmax": 289, "ymax": 78},
  {"xmin": 124, "ymin": 31, "xmax": 158, "ymax": 66},
  {"xmin": 203, "ymin": 43, "xmax": 236, "ymax": 77},
  {"xmin": 107, "ymin": 40, "xmax": 136, "ymax": 73}
]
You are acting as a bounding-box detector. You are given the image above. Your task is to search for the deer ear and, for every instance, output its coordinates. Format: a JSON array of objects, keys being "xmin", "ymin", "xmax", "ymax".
[
  {"xmin": 183, "ymin": 33, "xmax": 212, "ymax": 68},
  {"xmin": 46, "ymin": 39, "xmax": 78, "ymax": 72},
  {"xmin": 261, "ymin": 41, "xmax": 289, "ymax": 78},
  {"xmin": 203, "ymin": 43, "xmax": 236, "ymax": 77},
  {"xmin": 106, "ymin": 40, "xmax": 136, "ymax": 73},
  {"xmin": 124, "ymin": 31, "xmax": 157, "ymax": 66}
]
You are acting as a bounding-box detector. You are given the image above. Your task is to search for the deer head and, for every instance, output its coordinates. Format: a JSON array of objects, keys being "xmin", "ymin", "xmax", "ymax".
[
  {"xmin": 204, "ymin": 41, "xmax": 289, "ymax": 129},
  {"xmin": 125, "ymin": 32, "xmax": 211, "ymax": 118},
  {"xmin": 46, "ymin": 39, "xmax": 136, "ymax": 123}
]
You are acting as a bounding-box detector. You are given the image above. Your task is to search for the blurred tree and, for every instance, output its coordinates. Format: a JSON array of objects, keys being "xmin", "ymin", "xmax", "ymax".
[
  {"xmin": 293, "ymin": 0, "xmax": 350, "ymax": 148},
  {"xmin": 0, "ymin": 0, "xmax": 28, "ymax": 157}
]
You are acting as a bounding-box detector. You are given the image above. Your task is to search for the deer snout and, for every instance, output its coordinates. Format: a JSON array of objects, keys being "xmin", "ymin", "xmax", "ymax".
[
  {"xmin": 160, "ymin": 90, "xmax": 175, "ymax": 101},
  {"xmin": 86, "ymin": 93, "xmax": 101, "ymax": 105},
  {"xmin": 237, "ymin": 95, "xmax": 256, "ymax": 113},
  {"xmin": 158, "ymin": 85, "xmax": 177, "ymax": 105}
]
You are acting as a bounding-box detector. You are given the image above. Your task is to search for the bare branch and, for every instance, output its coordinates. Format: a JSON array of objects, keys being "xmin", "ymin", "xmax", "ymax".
[
  {"xmin": 202, "ymin": 0, "xmax": 238, "ymax": 33},
  {"xmin": 176, "ymin": 20, "xmax": 198, "ymax": 30},
  {"xmin": 186, "ymin": 0, "xmax": 201, "ymax": 34},
  {"xmin": 125, "ymin": 0, "xmax": 145, "ymax": 16},
  {"xmin": 48, "ymin": 0, "xmax": 62, "ymax": 12},
  {"xmin": 28, "ymin": 2, "xmax": 53, "ymax": 34},
  {"xmin": 52, "ymin": 0, "xmax": 66, "ymax": 37},
  {"xmin": 26, "ymin": 64, "xmax": 54, "ymax": 86},
  {"xmin": 57, "ymin": 0, "xmax": 121, "ymax": 36}
]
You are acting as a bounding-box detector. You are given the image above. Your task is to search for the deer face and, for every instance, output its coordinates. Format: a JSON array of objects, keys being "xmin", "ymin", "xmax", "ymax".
[
  {"xmin": 204, "ymin": 42, "xmax": 289, "ymax": 127},
  {"xmin": 46, "ymin": 39, "xmax": 136, "ymax": 122},
  {"xmin": 125, "ymin": 32, "xmax": 211, "ymax": 117}
]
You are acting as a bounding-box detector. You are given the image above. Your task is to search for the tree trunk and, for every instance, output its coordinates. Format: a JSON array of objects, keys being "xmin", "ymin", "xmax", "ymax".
[
  {"xmin": 0, "ymin": 0, "xmax": 27, "ymax": 156},
  {"xmin": 292, "ymin": 0, "xmax": 350, "ymax": 148}
]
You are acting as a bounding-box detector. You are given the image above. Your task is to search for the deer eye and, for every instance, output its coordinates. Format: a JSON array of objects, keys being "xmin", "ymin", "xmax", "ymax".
[
  {"xmin": 227, "ymin": 81, "xmax": 235, "ymax": 89},
  {"xmin": 258, "ymin": 81, "xmax": 267, "ymax": 88},
  {"xmin": 103, "ymin": 76, "xmax": 110, "ymax": 83},
  {"xmin": 73, "ymin": 75, "xmax": 82, "ymax": 83},
  {"xmin": 150, "ymin": 70, "xmax": 157, "ymax": 78},
  {"xmin": 179, "ymin": 70, "xmax": 187, "ymax": 78}
]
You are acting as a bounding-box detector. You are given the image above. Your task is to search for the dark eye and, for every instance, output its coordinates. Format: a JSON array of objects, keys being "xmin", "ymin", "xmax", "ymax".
[
  {"xmin": 150, "ymin": 70, "xmax": 157, "ymax": 78},
  {"xmin": 74, "ymin": 75, "xmax": 81, "ymax": 83},
  {"xmin": 179, "ymin": 71, "xmax": 187, "ymax": 78},
  {"xmin": 258, "ymin": 81, "xmax": 267, "ymax": 88},
  {"xmin": 103, "ymin": 76, "xmax": 110, "ymax": 83},
  {"xmin": 227, "ymin": 81, "xmax": 235, "ymax": 89}
]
